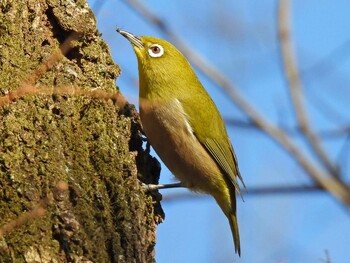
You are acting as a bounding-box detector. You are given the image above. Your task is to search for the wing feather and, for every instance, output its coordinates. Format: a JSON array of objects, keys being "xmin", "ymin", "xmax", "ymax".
[
  {"xmin": 178, "ymin": 89, "xmax": 245, "ymax": 194},
  {"xmin": 203, "ymin": 138, "xmax": 244, "ymax": 194}
]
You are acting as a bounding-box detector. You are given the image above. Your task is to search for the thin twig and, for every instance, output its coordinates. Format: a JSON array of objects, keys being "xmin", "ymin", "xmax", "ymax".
[
  {"xmin": 124, "ymin": 0, "xmax": 350, "ymax": 209},
  {"xmin": 302, "ymin": 36, "xmax": 350, "ymax": 84},
  {"xmin": 0, "ymin": 30, "xmax": 127, "ymax": 109},
  {"xmin": 0, "ymin": 85, "xmax": 127, "ymax": 109},
  {"xmin": 336, "ymin": 134, "xmax": 350, "ymax": 174},
  {"xmin": 25, "ymin": 32, "xmax": 81, "ymax": 87},
  {"xmin": 278, "ymin": 0, "xmax": 338, "ymax": 177},
  {"xmin": 225, "ymin": 118, "xmax": 350, "ymax": 139},
  {"xmin": 162, "ymin": 184, "xmax": 349, "ymax": 202}
]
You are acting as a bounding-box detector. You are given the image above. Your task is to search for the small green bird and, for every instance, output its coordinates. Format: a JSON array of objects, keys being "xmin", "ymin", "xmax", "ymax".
[{"xmin": 117, "ymin": 29, "xmax": 245, "ymax": 256}]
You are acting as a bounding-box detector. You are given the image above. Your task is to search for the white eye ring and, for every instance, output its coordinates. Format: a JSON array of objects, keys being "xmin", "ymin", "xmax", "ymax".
[{"xmin": 148, "ymin": 44, "xmax": 164, "ymax": 58}]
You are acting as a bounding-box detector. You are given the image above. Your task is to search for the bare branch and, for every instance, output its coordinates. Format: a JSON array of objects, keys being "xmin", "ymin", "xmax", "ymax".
[
  {"xmin": 302, "ymin": 37, "xmax": 350, "ymax": 84},
  {"xmin": 278, "ymin": 0, "xmax": 338, "ymax": 176},
  {"xmin": 225, "ymin": 118, "xmax": 350, "ymax": 139},
  {"xmin": 124, "ymin": 0, "xmax": 350, "ymax": 209},
  {"xmin": 336, "ymin": 134, "xmax": 350, "ymax": 174},
  {"xmin": 162, "ymin": 184, "xmax": 350, "ymax": 202},
  {"xmin": 319, "ymin": 125, "xmax": 350, "ymax": 138}
]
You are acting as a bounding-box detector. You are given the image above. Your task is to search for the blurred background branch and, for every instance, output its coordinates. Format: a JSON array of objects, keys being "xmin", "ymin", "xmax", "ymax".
[
  {"xmin": 162, "ymin": 184, "xmax": 350, "ymax": 202},
  {"xmin": 278, "ymin": 0, "xmax": 338, "ymax": 177},
  {"xmin": 225, "ymin": 118, "xmax": 350, "ymax": 139}
]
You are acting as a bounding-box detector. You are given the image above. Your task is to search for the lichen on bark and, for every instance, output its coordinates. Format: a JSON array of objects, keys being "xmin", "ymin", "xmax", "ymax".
[{"xmin": 0, "ymin": 1, "xmax": 162, "ymax": 262}]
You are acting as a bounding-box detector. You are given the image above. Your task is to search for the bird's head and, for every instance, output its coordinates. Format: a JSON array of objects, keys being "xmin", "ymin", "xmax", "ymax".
[
  {"xmin": 117, "ymin": 28, "xmax": 202, "ymax": 101},
  {"xmin": 118, "ymin": 29, "xmax": 197, "ymax": 87},
  {"xmin": 117, "ymin": 28, "xmax": 183, "ymax": 66}
]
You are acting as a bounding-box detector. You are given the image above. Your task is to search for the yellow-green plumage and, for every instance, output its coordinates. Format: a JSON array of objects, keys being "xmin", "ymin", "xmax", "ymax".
[{"xmin": 117, "ymin": 29, "xmax": 245, "ymax": 256}]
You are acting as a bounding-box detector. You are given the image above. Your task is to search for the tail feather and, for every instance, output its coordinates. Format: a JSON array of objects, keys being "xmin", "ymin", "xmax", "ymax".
[
  {"xmin": 228, "ymin": 213, "xmax": 241, "ymax": 256},
  {"xmin": 214, "ymin": 185, "xmax": 241, "ymax": 256}
]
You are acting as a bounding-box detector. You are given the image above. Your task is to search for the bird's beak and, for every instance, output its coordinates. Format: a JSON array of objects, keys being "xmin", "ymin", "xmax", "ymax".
[{"xmin": 116, "ymin": 28, "xmax": 144, "ymax": 49}]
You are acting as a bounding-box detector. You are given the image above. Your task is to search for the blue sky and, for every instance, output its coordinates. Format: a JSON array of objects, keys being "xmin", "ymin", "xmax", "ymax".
[{"xmin": 88, "ymin": 1, "xmax": 350, "ymax": 262}]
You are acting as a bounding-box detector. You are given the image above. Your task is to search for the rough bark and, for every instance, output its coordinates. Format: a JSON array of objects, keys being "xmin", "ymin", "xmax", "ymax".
[{"xmin": 0, "ymin": 1, "xmax": 162, "ymax": 262}]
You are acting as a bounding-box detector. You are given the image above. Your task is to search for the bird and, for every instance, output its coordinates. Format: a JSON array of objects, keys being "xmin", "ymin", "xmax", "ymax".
[{"xmin": 117, "ymin": 28, "xmax": 245, "ymax": 256}]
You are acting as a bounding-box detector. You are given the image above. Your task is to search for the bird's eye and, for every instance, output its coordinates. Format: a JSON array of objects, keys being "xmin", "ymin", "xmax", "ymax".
[{"xmin": 148, "ymin": 44, "xmax": 164, "ymax": 58}]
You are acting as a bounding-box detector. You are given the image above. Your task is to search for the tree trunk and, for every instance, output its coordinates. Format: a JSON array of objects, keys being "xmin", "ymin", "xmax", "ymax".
[{"xmin": 0, "ymin": 1, "xmax": 162, "ymax": 262}]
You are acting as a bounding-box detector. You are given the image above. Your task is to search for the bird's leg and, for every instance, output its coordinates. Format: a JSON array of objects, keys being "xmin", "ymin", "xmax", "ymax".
[{"xmin": 142, "ymin": 182, "xmax": 184, "ymax": 191}]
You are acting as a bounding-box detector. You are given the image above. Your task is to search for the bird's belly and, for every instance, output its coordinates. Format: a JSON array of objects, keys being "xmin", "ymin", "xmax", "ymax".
[{"xmin": 140, "ymin": 101, "xmax": 225, "ymax": 194}]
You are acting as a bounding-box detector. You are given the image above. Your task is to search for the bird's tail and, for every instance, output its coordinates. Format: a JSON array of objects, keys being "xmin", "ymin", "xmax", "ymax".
[
  {"xmin": 228, "ymin": 211, "xmax": 241, "ymax": 256},
  {"xmin": 215, "ymin": 188, "xmax": 241, "ymax": 256}
]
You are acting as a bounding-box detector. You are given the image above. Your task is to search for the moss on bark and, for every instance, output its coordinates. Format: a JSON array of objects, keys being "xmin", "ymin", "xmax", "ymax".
[{"xmin": 0, "ymin": 1, "xmax": 162, "ymax": 262}]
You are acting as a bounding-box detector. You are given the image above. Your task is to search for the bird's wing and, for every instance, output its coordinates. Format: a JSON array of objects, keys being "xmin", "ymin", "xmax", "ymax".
[
  {"xmin": 203, "ymin": 138, "xmax": 244, "ymax": 194},
  {"xmin": 180, "ymin": 93, "xmax": 245, "ymax": 194},
  {"xmin": 179, "ymin": 99, "xmax": 245, "ymax": 194}
]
